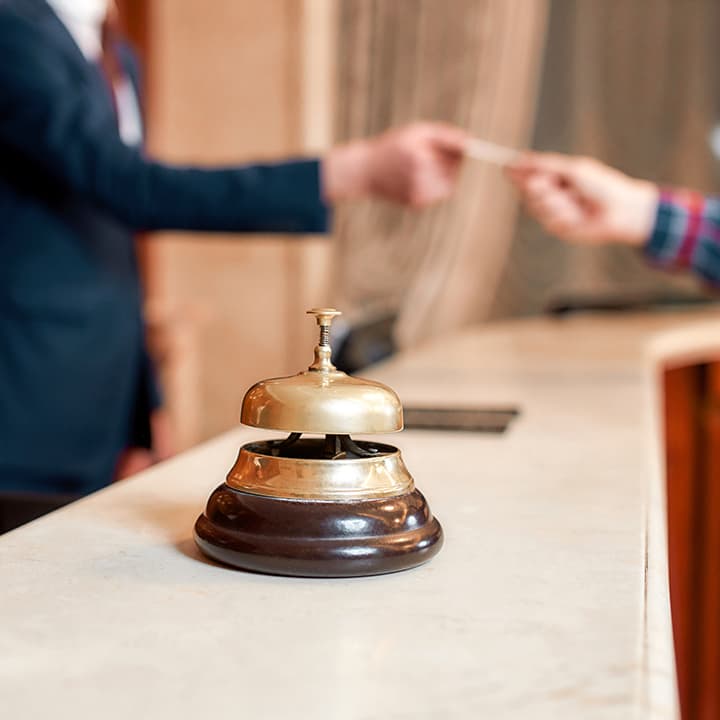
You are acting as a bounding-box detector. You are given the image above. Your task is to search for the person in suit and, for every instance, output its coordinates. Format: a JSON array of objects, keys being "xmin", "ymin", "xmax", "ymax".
[{"xmin": 0, "ymin": 0, "xmax": 468, "ymax": 524}]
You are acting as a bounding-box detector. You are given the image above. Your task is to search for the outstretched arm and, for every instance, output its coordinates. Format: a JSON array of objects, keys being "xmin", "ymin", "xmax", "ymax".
[
  {"xmin": 506, "ymin": 152, "xmax": 720, "ymax": 287},
  {"xmin": 0, "ymin": 12, "xmax": 467, "ymax": 234}
]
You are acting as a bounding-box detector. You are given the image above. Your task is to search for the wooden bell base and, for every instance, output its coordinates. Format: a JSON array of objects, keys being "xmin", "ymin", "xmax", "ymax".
[{"xmin": 193, "ymin": 484, "xmax": 443, "ymax": 578}]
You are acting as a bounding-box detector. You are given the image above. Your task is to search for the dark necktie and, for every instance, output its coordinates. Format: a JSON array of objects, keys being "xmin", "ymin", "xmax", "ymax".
[{"xmin": 99, "ymin": 10, "xmax": 123, "ymax": 119}]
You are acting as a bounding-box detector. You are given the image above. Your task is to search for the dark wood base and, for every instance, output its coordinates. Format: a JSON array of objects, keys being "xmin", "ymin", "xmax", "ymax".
[{"xmin": 194, "ymin": 484, "xmax": 443, "ymax": 577}]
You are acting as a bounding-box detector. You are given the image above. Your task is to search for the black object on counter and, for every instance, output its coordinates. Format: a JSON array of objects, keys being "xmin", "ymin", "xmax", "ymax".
[
  {"xmin": 546, "ymin": 292, "xmax": 717, "ymax": 316},
  {"xmin": 403, "ymin": 406, "xmax": 520, "ymax": 434}
]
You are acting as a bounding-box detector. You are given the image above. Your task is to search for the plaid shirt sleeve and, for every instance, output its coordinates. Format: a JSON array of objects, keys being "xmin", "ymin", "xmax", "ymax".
[{"xmin": 644, "ymin": 189, "xmax": 720, "ymax": 285}]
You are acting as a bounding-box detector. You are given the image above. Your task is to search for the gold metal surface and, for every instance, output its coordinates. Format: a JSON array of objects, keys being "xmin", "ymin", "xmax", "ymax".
[
  {"xmin": 241, "ymin": 307, "xmax": 403, "ymax": 433},
  {"xmin": 241, "ymin": 370, "xmax": 403, "ymax": 433},
  {"xmin": 226, "ymin": 442, "xmax": 414, "ymax": 500},
  {"xmin": 306, "ymin": 308, "xmax": 342, "ymax": 372}
]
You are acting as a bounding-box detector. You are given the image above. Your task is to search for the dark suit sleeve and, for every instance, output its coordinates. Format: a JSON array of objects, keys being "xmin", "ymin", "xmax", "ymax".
[{"xmin": 0, "ymin": 13, "xmax": 329, "ymax": 234}]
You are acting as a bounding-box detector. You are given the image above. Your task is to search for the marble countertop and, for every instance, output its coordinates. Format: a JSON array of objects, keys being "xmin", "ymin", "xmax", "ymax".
[{"xmin": 4, "ymin": 310, "xmax": 716, "ymax": 719}]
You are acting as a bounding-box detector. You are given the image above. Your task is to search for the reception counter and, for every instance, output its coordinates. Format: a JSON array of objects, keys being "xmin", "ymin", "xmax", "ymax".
[{"xmin": 6, "ymin": 310, "xmax": 720, "ymax": 719}]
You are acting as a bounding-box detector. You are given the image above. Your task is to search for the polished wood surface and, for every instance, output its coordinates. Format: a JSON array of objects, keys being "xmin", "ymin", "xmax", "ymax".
[
  {"xmin": 699, "ymin": 364, "xmax": 720, "ymax": 720},
  {"xmin": 195, "ymin": 484, "xmax": 442, "ymax": 577},
  {"xmin": 663, "ymin": 366, "xmax": 703, "ymax": 719},
  {"xmin": 663, "ymin": 361, "xmax": 720, "ymax": 720}
]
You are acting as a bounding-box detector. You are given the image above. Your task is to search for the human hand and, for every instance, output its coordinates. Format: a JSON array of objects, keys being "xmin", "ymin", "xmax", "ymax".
[
  {"xmin": 113, "ymin": 409, "xmax": 176, "ymax": 481},
  {"xmin": 506, "ymin": 153, "xmax": 659, "ymax": 247},
  {"xmin": 150, "ymin": 408, "xmax": 176, "ymax": 462},
  {"xmin": 323, "ymin": 122, "xmax": 468, "ymax": 208}
]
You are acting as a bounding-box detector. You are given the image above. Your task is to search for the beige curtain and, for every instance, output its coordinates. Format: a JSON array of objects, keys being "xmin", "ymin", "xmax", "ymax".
[
  {"xmin": 333, "ymin": 0, "xmax": 548, "ymax": 348},
  {"xmin": 491, "ymin": 0, "xmax": 718, "ymax": 318}
]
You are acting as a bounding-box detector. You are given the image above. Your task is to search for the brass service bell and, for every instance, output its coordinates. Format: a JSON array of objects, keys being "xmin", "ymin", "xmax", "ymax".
[{"xmin": 193, "ymin": 308, "xmax": 443, "ymax": 577}]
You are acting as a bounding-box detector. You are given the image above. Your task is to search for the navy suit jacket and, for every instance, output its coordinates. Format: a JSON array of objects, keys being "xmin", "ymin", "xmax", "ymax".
[{"xmin": 0, "ymin": 0, "xmax": 328, "ymax": 495}]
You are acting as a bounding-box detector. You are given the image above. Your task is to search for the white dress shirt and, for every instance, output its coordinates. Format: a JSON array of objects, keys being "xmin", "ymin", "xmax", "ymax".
[
  {"xmin": 47, "ymin": 0, "xmax": 108, "ymax": 61},
  {"xmin": 47, "ymin": 0, "xmax": 143, "ymax": 147}
]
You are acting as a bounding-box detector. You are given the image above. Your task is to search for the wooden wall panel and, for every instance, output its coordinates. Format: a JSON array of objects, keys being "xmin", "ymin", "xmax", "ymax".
[{"xmin": 133, "ymin": 0, "xmax": 334, "ymax": 446}]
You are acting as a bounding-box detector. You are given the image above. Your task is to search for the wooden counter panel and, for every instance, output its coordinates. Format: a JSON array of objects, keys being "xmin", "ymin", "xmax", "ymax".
[
  {"xmin": 664, "ymin": 366, "xmax": 702, "ymax": 720},
  {"xmin": 664, "ymin": 361, "xmax": 720, "ymax": 720}
]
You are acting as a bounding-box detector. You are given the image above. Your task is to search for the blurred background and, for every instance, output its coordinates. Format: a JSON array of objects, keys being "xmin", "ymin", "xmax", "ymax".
[{"xmin": 116, "ymin": 0, "xmax": 720, "ymax": 449}]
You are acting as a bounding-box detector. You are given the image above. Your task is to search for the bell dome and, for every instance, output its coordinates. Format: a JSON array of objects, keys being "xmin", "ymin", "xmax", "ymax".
[{"xmin": 240, "ymin": 308, "xmax": 403, "ymax": 434}]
